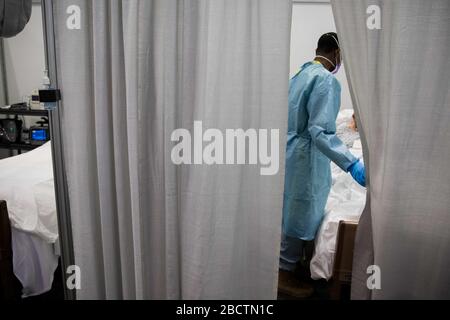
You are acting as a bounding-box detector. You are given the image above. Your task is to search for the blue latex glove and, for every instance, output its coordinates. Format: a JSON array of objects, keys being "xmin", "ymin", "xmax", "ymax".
[{"xmin": 348, "ymin": 160, "xmax": 366, "ymax": 187}]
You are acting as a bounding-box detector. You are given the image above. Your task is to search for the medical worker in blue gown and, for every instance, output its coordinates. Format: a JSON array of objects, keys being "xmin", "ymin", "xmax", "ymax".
[{"xmin": 278, "ymin": 33, "xmax": 366, "ymax": 298}]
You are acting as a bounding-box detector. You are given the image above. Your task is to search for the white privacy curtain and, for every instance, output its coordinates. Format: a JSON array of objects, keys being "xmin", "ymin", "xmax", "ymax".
[
  {"xmin": 332, "ymin": 0, "xmax": 450, "ymax": 299},
  {"xmin": 53, "ymin": 0, "xmax": 291, "ymax": 299}
]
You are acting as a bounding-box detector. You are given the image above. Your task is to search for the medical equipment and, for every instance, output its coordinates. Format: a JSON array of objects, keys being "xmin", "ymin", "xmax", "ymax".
[
  {"xmin": 21, "ymin": 129, "xmax": 30, "ymax": 145},
  {"xmin": 30, "ymin": 128, "xmax": 49, "ymax": 145},
  {"xmin": 30, "ymin": 89, "xmax": 41, "ymax": 110},
  {"xmin": 0, "ymin": 119, "xmax": 22, "ymax": 143},
  {"xmin": 29, "ymin": 117, "xmax": 50, "ymax": 146},
  {"xmin": 9, "ymin": 102, "xmax": 28, "ymax": 111},
  {"xmin": 40, "ymin": 70, "xmax": 58, "ymax": 111},
  {"xmin": 0, "ymin": 108, "xmax": 49, "ymax": 154}
]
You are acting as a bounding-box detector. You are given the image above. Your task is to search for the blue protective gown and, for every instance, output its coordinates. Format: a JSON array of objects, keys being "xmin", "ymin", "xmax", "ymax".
[{"xmin": 282, "ymin": 62, "xmax": 357, "ymax": 241}]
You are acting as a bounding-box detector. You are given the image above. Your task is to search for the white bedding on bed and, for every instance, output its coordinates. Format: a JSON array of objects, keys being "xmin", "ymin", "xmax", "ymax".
[
  {"xmin": 0, "ymin": 142, "xmax": 59, "ymax": 297},
  {"xmin": 310, "ymin": 112, "xmax": 367, "ymax": 281},
  {"xmin": 0, "ymin": 142, "xmax": 58, "ymax": 243},
  {"xmin": 11, "ymin": 227, "xmax": 59, "ymax": 298}
]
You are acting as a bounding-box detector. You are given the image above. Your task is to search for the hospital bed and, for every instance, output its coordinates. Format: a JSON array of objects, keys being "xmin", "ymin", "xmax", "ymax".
[
  {"xmin": 309, "ymin": 110, "xmax": 366, "ymax": 299},
  {"xmin": 0, "ymin": 142, "xmax": 59, "ymax": 299}
]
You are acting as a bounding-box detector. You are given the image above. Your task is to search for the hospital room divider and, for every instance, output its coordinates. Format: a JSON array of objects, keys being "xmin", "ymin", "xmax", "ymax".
[
  {"xmin": 39, "ymin": 0, "xmax": 450, "ymax": 300},
  {"xmin": 332, "ymin": 0, "xmax": 450, "ymax": 299},
  {"xmin": 40, "ymin": 0, "xmax": 292, "ymax": 299}
]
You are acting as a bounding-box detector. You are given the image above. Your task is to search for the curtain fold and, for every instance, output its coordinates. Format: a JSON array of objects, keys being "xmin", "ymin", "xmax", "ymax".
[
  {"xmin": 332, "ymin": 0, "xmax": 450, "ymax": 299},
  {"xmin": 54, "ymin": 0, "xmax": 292, "ymax": 299}
]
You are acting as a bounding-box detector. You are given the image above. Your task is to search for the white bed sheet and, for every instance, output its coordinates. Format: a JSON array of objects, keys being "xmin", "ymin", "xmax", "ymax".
[
  {"xmin": 0, "ymin": 142, "xmax": 59, "ymax": 297},
  {"xmin": 310, "ymin": 115, "xmax": 367, "ymax": 281},
  {"xmin": 11, "ymin": 227, "xmax": 59, "ymax": 298},
  {"xmin": 0, "ymin": 142, "xmax": 58, "ymax": 243}
]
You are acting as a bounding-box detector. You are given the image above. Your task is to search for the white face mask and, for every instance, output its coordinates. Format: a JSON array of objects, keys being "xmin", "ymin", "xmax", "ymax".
[
  {"xmin": 332, "ymin": 61, "xmax": 341, "ymax": 75},
  {"xmin": 316, "ymin": 55, "xmax": 335, "ymax": 68},
  {"xmin": 315, "ymin": 54, "xmax": 340, "ymax": 74}
]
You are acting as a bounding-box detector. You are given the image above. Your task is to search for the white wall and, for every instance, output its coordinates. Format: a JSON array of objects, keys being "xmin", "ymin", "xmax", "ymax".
[
  {"xmin": 290, "ymin": 2, "xmax": 353, "ymax": 110},
  {"xmin": 3, "ymin": 3, "xmax": 46, "ymax": 104}
]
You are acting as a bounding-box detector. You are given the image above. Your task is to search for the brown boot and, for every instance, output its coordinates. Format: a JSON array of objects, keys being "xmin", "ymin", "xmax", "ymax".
[{"xmin": 278, "ymin": 269, "xmax": 314, "ymax": 299}]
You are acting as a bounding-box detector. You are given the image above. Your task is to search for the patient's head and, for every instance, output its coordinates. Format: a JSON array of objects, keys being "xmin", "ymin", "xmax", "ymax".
[{"xmin": 349, "ymin": 114, "xmax": 358, "ymax": 132}]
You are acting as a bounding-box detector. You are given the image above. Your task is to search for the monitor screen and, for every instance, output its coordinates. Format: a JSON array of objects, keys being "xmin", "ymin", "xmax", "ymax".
[{"xmin": 31, "ymin": 129, "xmax": 48, "ymax": 141}]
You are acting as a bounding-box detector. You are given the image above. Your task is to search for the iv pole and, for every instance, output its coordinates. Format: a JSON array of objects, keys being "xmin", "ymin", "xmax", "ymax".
[
  {"xmin": 0, "ymin": 39, "xmax": 9, "ymax": 106},
  {"xmin": 41, "ymin": 0, "xmax": 76, "ymax": 300}
]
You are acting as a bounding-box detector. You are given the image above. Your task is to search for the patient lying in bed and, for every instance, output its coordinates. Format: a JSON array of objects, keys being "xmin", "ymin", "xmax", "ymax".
[{"xmin": 310, "ymin": 110, "xmax": 366, "ymax": 280}]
